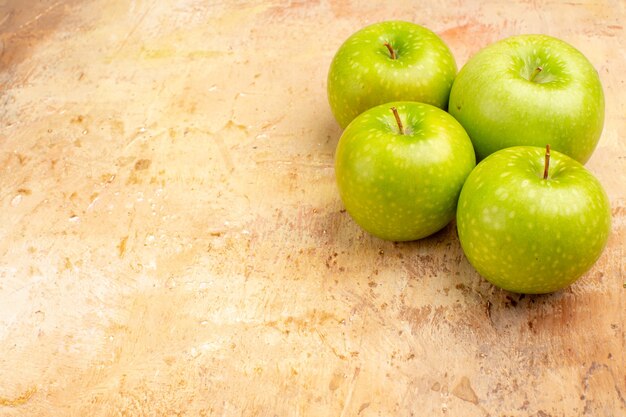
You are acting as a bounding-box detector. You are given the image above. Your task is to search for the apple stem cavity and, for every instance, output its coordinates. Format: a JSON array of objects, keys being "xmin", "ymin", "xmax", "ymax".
[
  {"xmin": 390, "ymin": 107, "xmax": 404, "ymax": 135},
  {"xmin": 384, "ymin": 42, "xmax": 397, "ymax": 60},
  {"xmin": 543, "ymin": 144, "xmax": 551, "ymax": 180},
  {"xmin": 529, "ymin": 66, "xmax": 543, "ymax": 82}
]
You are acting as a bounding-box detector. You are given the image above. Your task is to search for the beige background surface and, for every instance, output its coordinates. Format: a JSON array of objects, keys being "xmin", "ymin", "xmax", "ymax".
[{"xmin": 0, "ymin": 0, "xmax": 624, "ymax": 416}]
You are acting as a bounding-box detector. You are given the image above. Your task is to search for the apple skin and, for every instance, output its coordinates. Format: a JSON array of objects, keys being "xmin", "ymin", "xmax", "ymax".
[
  {"xmin": 328, "ymin": 21, "xmax": 457, "ymax": 129},
  {"xmin": 449, "ymin": 34, "xmax": 604, "ymax": 164},
  {"xmin": 335, "ymin": 101, "xmax": 476, "ymax": 241},
  {"xmin": 457, "ymin": 146, "xmax": 611, "ymax": 294}
]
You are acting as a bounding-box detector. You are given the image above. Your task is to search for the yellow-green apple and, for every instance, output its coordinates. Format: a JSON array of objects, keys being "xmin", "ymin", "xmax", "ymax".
[
  {"xmin": 328, "ymin": 21, "xmax": 457, "ymax": 128},
  {"xmin": 457, "ymin": 145, "xmax": 611, "ymax": 294},
  {"xmin": 335, "ymin": 101, "xmax": 475, "ymax": 241},
  {"xmin": 449, "ymin": 34, "xmax": 604, "ymax": 163}
]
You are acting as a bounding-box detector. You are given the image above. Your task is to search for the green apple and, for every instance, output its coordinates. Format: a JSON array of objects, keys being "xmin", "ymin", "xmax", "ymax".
[
  {"xmin": 335, "ymin": 101, "xmax": 475, "ymax": 241},
  {"xmin": 449, "ymin": 34, "xmax": 604, "ymax": 163},
  {"xmin": 328, "ymin": 21, "xmax": 457, "ymax": 129},
  {"xmin": 457, "ymin": 145, "xmax": 611, "ymax": 294}
]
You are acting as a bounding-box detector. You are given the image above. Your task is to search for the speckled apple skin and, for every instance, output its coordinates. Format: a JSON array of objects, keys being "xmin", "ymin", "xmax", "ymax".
[
  {"xmin": 328, "ymin": 21, "xmax": 457, "ymax": 129},
  {"xmin": 457, "ymin": 146, "xmax": 611, "ymax": 294},
  {"xmin": 449, "ymin": 34, "xmax": 604, "ymax": 164},
  {"xmin": 335, "ymin": 101, "xmax": 476, "ymax": 241}
]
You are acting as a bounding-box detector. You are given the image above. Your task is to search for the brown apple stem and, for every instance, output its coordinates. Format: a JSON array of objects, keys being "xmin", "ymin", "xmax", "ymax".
[
  {"xmin": 383, "ymin": 42, "xmax": 396, "ymax": 60},
  {"xmin": 543, "ymin": 144, "xmax": 551, "ymax": 180},
  {"xmin": 530, "ymin": 66, "xmax": 543, "ymax": 82},
  {"xmin": 390, "ymin": 107, "xmax": 404, "ymax": 135}
]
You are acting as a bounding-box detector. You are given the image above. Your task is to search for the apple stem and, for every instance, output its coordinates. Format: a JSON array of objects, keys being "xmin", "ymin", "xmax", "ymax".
[
  {"xmin": 390, "ymin": 107, "xmax": 404, "ymax": 135},
  {"xmin": 530, "ymin": 66, "xmax": 543, "ymax": 82},
  {"xmin": 543, "ymin": 144, "xmax": 551, "ymax": 180},
  {"xmin": 383, "ymin": 42, "xmax": 397, "ymax": 60}
]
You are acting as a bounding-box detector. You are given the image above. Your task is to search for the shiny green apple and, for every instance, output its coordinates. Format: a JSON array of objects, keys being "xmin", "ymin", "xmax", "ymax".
[
  {"xmin": 335, "ymin": 101, "xmax": 475, "ymax": 241},
  {"xmin": 328, "ymin": 21, "xmax": 457, "ymax": 128},
  {"xmin": 457, "ymin": 146, "xmax": 611, "ymax": 294},
  {"xmin": 449, "ymin": 34, "xmax": 604, "ymax": 163}
]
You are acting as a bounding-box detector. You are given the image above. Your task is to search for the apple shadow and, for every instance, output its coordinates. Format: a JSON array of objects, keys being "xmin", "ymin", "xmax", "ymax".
[{"xmin": 328, "ymin": 218, "xmax": 473, "ymax": 288}]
